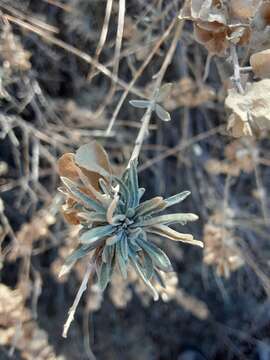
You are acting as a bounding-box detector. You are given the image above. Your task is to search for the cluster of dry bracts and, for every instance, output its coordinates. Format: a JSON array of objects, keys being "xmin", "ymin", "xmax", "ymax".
[{"xmin": 180, "ymin": 0, "xmax": 270, "ymax": 137}]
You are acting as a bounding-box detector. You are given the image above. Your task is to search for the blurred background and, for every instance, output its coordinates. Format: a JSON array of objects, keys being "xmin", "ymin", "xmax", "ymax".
[{"xmin": 1, "ymin": 0, "xmax": 270, "ymax": 359}]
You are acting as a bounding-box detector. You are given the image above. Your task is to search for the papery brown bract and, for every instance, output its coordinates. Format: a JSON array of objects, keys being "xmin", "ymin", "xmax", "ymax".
[{"xmin": 225, "ymin": 79, "xmax": 270, "ymax": 137}]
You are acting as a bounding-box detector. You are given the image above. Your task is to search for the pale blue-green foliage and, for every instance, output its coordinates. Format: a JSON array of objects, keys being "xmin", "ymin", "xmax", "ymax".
[{"xmin": 61, "ymin": 160, "xmax": 201, "ymax": 300}]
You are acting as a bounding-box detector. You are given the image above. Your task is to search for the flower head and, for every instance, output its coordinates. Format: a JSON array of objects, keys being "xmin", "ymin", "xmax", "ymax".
[{"xmin": 58, "ymin": 141, "xmax": 202, "ymax": 300}]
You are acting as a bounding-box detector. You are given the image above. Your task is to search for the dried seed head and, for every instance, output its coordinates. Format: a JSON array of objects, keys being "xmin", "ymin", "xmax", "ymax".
[{"xmin": 225, "ymin": 80, "xmax": 270, "ymax": 137}]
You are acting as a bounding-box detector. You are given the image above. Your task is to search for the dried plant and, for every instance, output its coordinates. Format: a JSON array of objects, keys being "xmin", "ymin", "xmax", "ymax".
[
  {"xmin": 0, "ymin": 20, "xmax": 31, "ymax": 73},
  {"xmin": 203, "ymin": 220, "xmax": 244, "ymax": 278},
  {"xmin": 225, "ymin": 79, "xmax": 270, "ymax": 137},
  {"xmin": 0, "ymin": 284, "xmax": 60, "ymax": 360},
  {"xmin": 180, "ymin": 0, "xmax": 270, "ymax": 137},
  {"xmin": 1, "ymin": 0, "xmax": 270, "ymax": 358}
]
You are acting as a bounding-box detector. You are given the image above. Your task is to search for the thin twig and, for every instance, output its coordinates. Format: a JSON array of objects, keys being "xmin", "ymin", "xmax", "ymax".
[
  {"xmin": 2, "ymin": 13, "xmax": 144, "ymax": 98},
  {"xmin": 62, "ymin": 260, "xmax": 95, "ymax": 338},
  {"xmin": 128, "ymin": 20, "xmax": 183, "ymax": 165},
  {"xmin": 139, "ymin": 125, "xmax": 224, "ymax": 172},
  {"xmin": 87, "ymin": 0, "xmax": 113, "ymax": 81},
  {"xmin": 230, "ymin": 44, "xmax": 244, "ymax": 94},
  {"xmin": 106, "ymin": 17, "xmax": 178, "ymax": 135},
  {"xmin": 93, "ymin": 0, "xmax": 126, "ymax": 117}
]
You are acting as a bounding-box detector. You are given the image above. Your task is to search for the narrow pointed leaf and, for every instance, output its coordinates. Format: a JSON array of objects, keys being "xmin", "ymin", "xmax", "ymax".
[
  {"xmin": 120, "ymin": 235, "xmax": 128, "ymax": 261},
  {"xmin": 164, "ymin": 191, "xmax": 191, "ymax": 208},
  {"xmin": 99, "ymin": 178, "xmax": 112, "ymax": 196},
  {"xmin": 143, "ymin": 252, "xmax": 154, "ymax": 280},
  {"xmin": 129, "ymin": 251, "xmax": 159, "ymax": 301},
  {"xmin": 80, "ymin": 224, "xmax": 115, "ymax": 244},
  {"xmin": 155, "ymin": 104, "xmax": 171, "ymax": 122},
  {"xmin": 102, "ymin": 245, "xmax": 115, "ymax": 264},
  {"xmin": 113, "ymin": 177, "xmax": 131, "ymax": 210},
  {"xmin": 77, "ymin": 211, "xmax": 107, "ymax": 223},
  {"xmin": 138, "ymin": 188, "xmax": 145, "ymax": 200},
  {"xmin": 137, "ymin": 238, "xmax": 173, "ymax": 272},
  {"xmin": 59, "ymin": 244, "xmax": 93, "ymax": 277},
  {"xmin": 98, "ymin": 261, "xmax": 111, "ymax": 290},
  {"xmin": 129, "ymin": 100, "xmax": 150, "ymax": 109},
  {"xmin": 61, "ymin": 177, "xmax": 104, "ymax": 212},
  {"xmin": 147, "ymin": 224, "xmax": 203, "ymax": 247},
  {"xmin": 134, "ymin": 197, "xmax": 166, "ymax": 218},
  {"xmin": 116, "ymin": 241, "xmax": 128, "ymax": 279},
  {"xmin": 106, "ymin": 196, "xmax": 119, "ymax": 224},
  {"xmin": 126, "ymin": 160, "xmax": 139, "ymax": 207},
  {"xmin": 134, "ymin": 213, "xmax": 198, "ymax": 227},
  {"xmin": 106, "ymin": 234, "xmax": 121, "ymax": 246},
  {"xmin": 153, "ymin": 269, "xmax": 166, "ymax": 288}
]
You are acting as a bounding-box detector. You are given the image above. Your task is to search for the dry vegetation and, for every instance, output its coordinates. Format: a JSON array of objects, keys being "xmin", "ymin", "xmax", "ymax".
[{"xmin": 0, "ymin": 0, "xmax": 270, "ymax": 359}]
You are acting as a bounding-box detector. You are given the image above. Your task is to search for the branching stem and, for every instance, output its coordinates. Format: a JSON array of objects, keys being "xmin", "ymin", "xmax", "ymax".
[{"xmin": 128, "ymin": 20, "xmax": 184, "ymax": 166}]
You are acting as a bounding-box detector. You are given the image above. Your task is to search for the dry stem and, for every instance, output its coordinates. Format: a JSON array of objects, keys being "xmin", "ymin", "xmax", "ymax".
[
  {"xmin": 62, "ymin": 260, "xmax": 95, "ymax": 338},
  {"xmin": 128, "ymin": 20, "xmax": 184, "ymax": 165}
]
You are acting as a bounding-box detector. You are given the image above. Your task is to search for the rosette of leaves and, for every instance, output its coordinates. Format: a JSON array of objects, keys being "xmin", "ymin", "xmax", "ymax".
[{"xmin": 58, "ymin": 141, "xmax": 202, "ymax": 300}]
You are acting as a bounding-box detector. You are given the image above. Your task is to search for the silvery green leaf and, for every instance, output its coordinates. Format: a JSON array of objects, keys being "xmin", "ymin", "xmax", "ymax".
[
  {"xmin": 126, "ymin": 208, "xmax": 135, "ymax": 218},
  {"xmin": 59, "ymin": 261, "xmax": 76, "ymax": 278},
  {"xmin": 61, "ymin": 177, "xmax": 104, "ymax": 213},
  {"xmin": 153, "ymin": 269, "xmax": 166, "ymax": 288},
  {"xmin": 77, "ymin": 211, "xmax": 107, "ymax": 223},
  {"xmin": 102, "ymin": 246, "xmax": 108, "ymax": 263},
  {"xmin": 157, "ymin": 83, "xmax": 172, "ymax": 102},
  {"xmin": 143, "ymin": 252, "xmax": 154, "ymax": 280},
  {"xmin": 129, "ymin": 251, "xmax": 159, "ymax": 301},
  {"xmin": 99, "ymin": 178, "xmax": 113, "ymax": 196},
  {"xmin": 75, "ymin": 141, "xmax": 111, "ymax": 177},
  {"xmin": 98, "ymin": 261, "xmax": 111, "ymax": 290},
  {"xmin": 138, "ymin": 188, "xmax": 145, "ymax": 200},
  {"xmin": 116, "ymin": 241, "xmax": 128, "ymax": 278},
  {"xmin": 80, "ymin": 224, "xmax": 115, "ymax": 244},
  {"xmin": 155, "ymin": 104, "xmax": 171, "ymax": 122},
  {"xmin": 129, "ymin": 241, "xmax": 141, "ymax": 253},
  {"xmin": 119, "ymin": 235, "xmax": 128, "ymax": 261},
  {"xmin": 59, "ymin": 244, "xmax": 91, "ymax": 277},
  {"xmin": 106, "ymin": 234, "xmax": 121, "ymax": 246},
  {"xmin": 126, "ymin": 160, "xmax": 139, "ymax": 207},
  {"xmin": 129, "ymin": 100, "xmax": 150, "ymax": 109},
  {"xmin": 134, "ymin": 196, "xmax": 166, "ymax": 218},
  {"xmin": 147, "ymin": 224, "xmax": 203, "ymax": 247},
  {"xmin": 64, "ymin": 244, "xmax": 93, "ymax": 264},
  {"xmin": 112, "ymin": 214, "xmax": 126, "ymax": 223},
  {"xmin": 102, "ymin": 244, "xmax": 115, "ymax": 264},
  {"xmin": 113, "ymin": 177, "xmax": 131, "ymax": 210},
  {"xmin": 129, "ymin": 228, "xmax": 143, "ymax": 244},
  {"xmin": 137, "ymin": 238, "xmax": 173, "ymax": 272},
  {"xmin": 164, "ymin": 191, "xmax": 191, "ymax": 208},
  {"xmin": 134, "ymin": 213, "xmax": 198, "ymax": 227}
]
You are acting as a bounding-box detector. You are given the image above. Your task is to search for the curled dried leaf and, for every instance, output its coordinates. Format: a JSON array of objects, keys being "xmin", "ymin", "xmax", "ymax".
[
  {"xmin": 106, "ymin": 195, "xmax": 119, "ymax": 224},
  {"xmin": 75, "ymin": 141, "xmax": 112, "ymax": 177},
  {"xmin": 58, "ymin": 153, "xmax": 79, "ymax": 181},
  {"xmin": 194, "ymin": 21, "xmax": 229, "ymax": 56}
]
